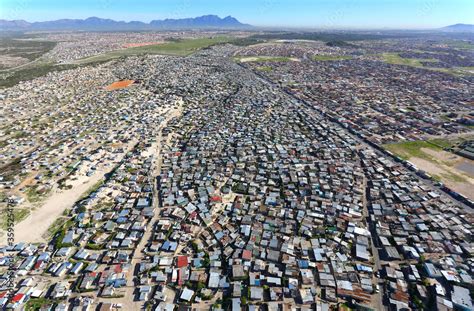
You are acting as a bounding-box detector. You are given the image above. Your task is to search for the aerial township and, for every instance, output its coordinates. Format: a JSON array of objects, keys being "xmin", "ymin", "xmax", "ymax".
[{"xmin": 0, "ymin": 32, "xmax": 473, "ymax": 311}]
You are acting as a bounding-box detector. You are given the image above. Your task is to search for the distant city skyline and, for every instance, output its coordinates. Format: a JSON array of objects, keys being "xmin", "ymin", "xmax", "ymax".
[{"xmin": 1, "ymin": 0, "xmax": 473, "ymax": 29}]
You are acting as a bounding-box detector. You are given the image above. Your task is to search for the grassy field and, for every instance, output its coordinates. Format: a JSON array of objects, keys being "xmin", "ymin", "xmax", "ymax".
[
  {"xmin": 383, "ymin": 137, "xmax": 473, "ymax": 186},
  {"xmin": 432, "ymin": 66, "xmax": 474, "ymax": 76},
  {"xmin": 443, "ymin": 40, "xmax": 474, "ymax": 50},
  {"xmin": 25, "ymin": 297, "xmax": 55, "ymax": 311},
  {"xmin": 44, "ymin": 217, "xmax": 69, "ymax": 238},
  {"xmin": 313, "ymin": 54, "xmax": 353, "ymax": 61},
  {"xmin": 0, "ymin": 61, "xmax": 76, "ymax": 88},
  {"xmin": 1, "ymin": 36, "xmax": 260, "ymax": 88},
  {"xmin": 76, "ymin": 36, "xmax": 235, "ymax": 64},
  {"xmin": 256, "ymin": 66, "xmax": 273, "ymax": 72},
  {"xmin": 383, "ymin": 140, "xmax": 443, "ymax": 161},
  {"xmin": 0, "ymin": 208, "xmax": 30, "ymax": 230},
  {"xmin": 379, "ymin": 53, "xmax": 474, "ymax": 76},
  {"xmin": 380, "ymin": 53, "xmax": 438, "ymax": 67},
  {"xmin": 382, "ymin": 137, "xmax": 470, "ymax": 160}
]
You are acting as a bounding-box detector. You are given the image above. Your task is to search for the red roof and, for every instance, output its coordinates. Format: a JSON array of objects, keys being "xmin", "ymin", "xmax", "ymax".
[
  {"xmin": 12, "ymin": 293, "xmax": 24, "ymax": 302},
  {"xmin": 210, "ymin": 196, "xmax": 222, "ymax": 202},
  {"xmin": 176, "ymin": 256, "xmax": 188, "ymax": 268},
  {"xmin": 242, "ymin": 250, "xmax": 252, "ymax": 260},
  {"xmin": 178, "ymin": 268, "xmax": 183, "ymax": 285},
  {"xmin": 34, "ymin": 260, "xmax": 43, "ymax": 270}
]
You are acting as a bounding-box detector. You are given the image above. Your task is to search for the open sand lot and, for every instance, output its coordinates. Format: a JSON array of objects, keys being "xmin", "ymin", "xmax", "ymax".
[
  {"xmin": 237, "ymin": 56, "xmax": 300, "ymax": 62},
  {"xmin": 0, "ymin": 169, "xmax": 106, "ymax": 245},
  {"xmin": 122, "ymin": 42, "xmax": 164, "ymax": 48},
  {"xmin": 410, "ymin": 148, "xmax": 474, "ymax": 200},
  {"xmin": 384, "ymin": 138, "xmax": 474, "ymax": 201}
]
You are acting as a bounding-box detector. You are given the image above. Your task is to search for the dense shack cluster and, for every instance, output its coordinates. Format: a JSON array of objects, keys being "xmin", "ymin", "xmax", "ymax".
[
  {"xmin": 237, "ymin": 42, "xmax": 473, "ymax": 144},
  {"xmin": 0, "ymin": 41, "xmax": 472, "ymax": 311}
]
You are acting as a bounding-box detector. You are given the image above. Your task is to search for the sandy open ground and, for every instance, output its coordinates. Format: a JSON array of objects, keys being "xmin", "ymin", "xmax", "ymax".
[
  {"xmin": 410, "ymin": 148, "xmax": 474, "ymax": 200},
  {"xmin": 1, "ymin": 104, "xmax": 177, "ymax": 245},
  {"xmin": 0, "ymin": 170, "xmax": 106, "ymax": 245},
  {"xmin": 122, "ymin": 42, "xmax": 164, "ymax": 48},
  {"xmin": 238, "ymin": 56, "xmax": 300, "ymax": 63}
]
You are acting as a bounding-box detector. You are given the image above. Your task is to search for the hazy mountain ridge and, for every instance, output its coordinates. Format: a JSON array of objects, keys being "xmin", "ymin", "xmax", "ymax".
[
  {"xmin": 0, "ymin": 15, "xmax": 251, "ymax": 30},
  {"xmin": 440, "ymin": 23, "xmax": 474, "ymax": 32}
]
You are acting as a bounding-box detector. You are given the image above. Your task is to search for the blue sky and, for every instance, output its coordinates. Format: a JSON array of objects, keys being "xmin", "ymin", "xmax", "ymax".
[{"xmin": 1, "ymin": 0, "xmax": 473, "ymax": 29}]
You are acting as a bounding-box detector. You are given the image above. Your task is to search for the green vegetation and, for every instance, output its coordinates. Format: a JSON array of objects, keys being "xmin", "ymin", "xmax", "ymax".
[
  {"xmin": 383, "ymin": 140, "xmax": 443, "ymax": 161},
  {"xmin": 25, "ymin": 297, "xmax": 56, "ymax": 311},
  {"xmin": 443, "ymin": 40, "xmax": 474, "ymax": 50},
  {"xmin": 196, "ymin": 281, "xmax": 206, "ymax": 291},
  {"xmin": 0, "ymin": 34, "xmax": 69, "ymax": 87},
  {"xmin": 378, "ymin": 53, "xmax": 474, "ymax": 76},
  {"xmin": 339, "ymin": 303, "xmax": 354, "ymax": 311},
  {"xmin": 47, "ymin": 217, "xmax": 68, "ymax": 236},
  {"xmin": 10, "ymin": 130, "xmax": 29, "ymax": 139},
  {"xmin": 383, "ymin": 138, "xmax": 471, "ymax": 184},
  {"xmin": 428, "ymin": 138, "xmax": 455, "ymax": 149},
  {"xmin": 86, "ymin": 243, "xmax": 104, "ymax": 250},
  {"xmin": 53, "ymin": 220, "xmax": 76, "ymax": 249},
  {"xmin": 25, "ymin": 186, "xmax": 46, "ymax": 203},
  {"xmin": 0, "ymin": 62, "xmax": 76, "ymax": 88},
  {"xmin": 431, "ymin": 66, "xmax": 474, "ymax": 76},
  {"xmin": 380, "ymin": 53, "xmax": 438, "ymax": 67},
  {"xmin": 45, "ymin": 217, "xmax": 75, "ymax": 244},
  {"xmin": 95, "ymin": 201, "xmax": 115, "ymax": 211},
  {"xmin": 202, "ymin": 253, "xmax": 210, "ymax": 268},
  {"xmin": 326, "ymin": 40, "xmax": 359, "ymax": 48},
  {"xmin": 79, "ymin": 179, "xmax": 104, "ymax": 201},
  {"xmin": 230, "ymin": 37, "xmax": 265, "ymax": 46},
  {"xmin": 126, "ymin": 167, "xmax": 137, "ymax": 174},
  {"xmin": 256, "ymin": 66, "xmax": 272, "ymax": 72},
  {"xmin": 0, "ymin": 35, "xmax": 266, "ymax": 88},
  {"xmin": 0, "ymin": 208, "xmax": 30, "ymax": 230},
  {"xmin": 0, "ymin": 158, "xmax": 22, "ymax": 181},
  {"xmin": 76, "ymin": 36, "xmax": 235, "ymax": 64},
  {"xmin": 191, "ymin": 241, "xmax": 201, "ymax": 252},
  {"xmin": 440, "ymin": 171, "xmax": 468, "ymax": 183},
  {"xmin": 0, "ymin": 37, "xmax": 56, "ymax": 69},
  {"xmin": 313, "ymin": 54, "xmax": 353, "ymax": 61}
]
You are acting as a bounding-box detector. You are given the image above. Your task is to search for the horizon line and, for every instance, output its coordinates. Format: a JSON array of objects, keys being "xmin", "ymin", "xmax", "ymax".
[{"xmin": 1, "ymin": 15, "xmax": 472, "ymax": 30}]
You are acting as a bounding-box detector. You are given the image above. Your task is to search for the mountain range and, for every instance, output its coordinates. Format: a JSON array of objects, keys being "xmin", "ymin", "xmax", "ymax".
[
  {"xmin": 440, "ymin": 23, "xmax": 474, "ymax": 32},
  {"xmin": 0, "ymin": 15, "xmax": 251, "ymax": 31},
  {"xmin": 0, "ymin": 18, "xmax": 472, "ymax": 32}
]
